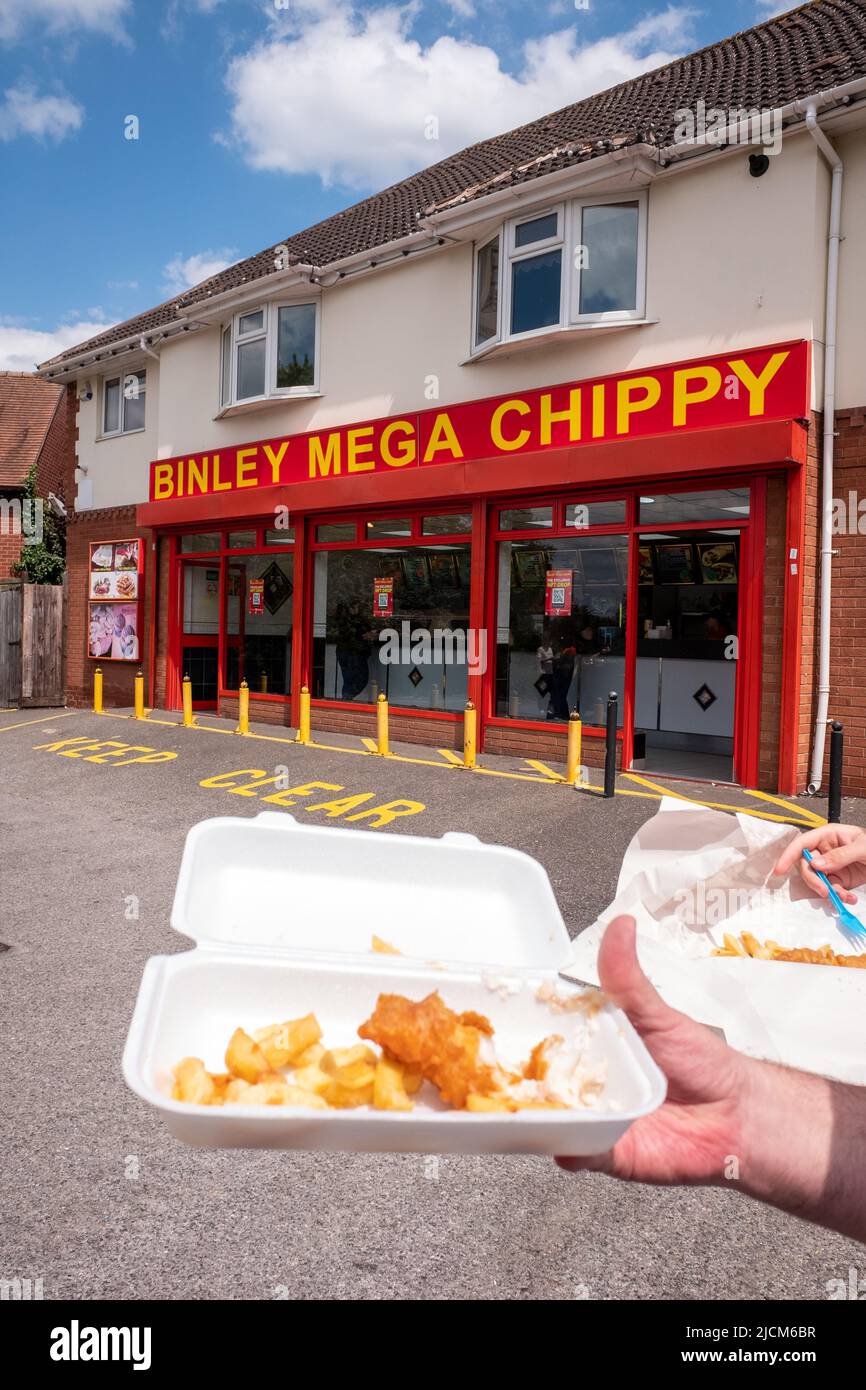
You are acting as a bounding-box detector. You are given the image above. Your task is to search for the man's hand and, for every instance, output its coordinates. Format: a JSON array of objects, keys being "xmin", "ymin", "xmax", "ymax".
[
  {"xmin": 558, "ymin": 915, "xmax": 746, "ymax": 1184},
  {"xmin": 773, "ymin": 824, "xmax": 866, "ymax": 905},
  {"xmin": 558, "ymin": 915, "xmax": 866, "ymax": 1246}
]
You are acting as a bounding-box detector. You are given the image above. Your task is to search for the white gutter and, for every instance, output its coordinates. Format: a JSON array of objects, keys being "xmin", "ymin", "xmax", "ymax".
[
  {"xmin": 803, "ymin": 104, "xmax": 844, "ymax": 794},
  {"xmin": 139, "ymin": 336, "xmax": 161, "ymax": 363}
]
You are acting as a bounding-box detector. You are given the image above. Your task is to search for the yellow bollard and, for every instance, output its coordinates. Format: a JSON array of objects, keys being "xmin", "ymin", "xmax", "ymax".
[
  {"xmin": 566, "ymin": 711, "xmax": 582, "ymax": 786},
  {"xmin": 260, "ymin": 671, "xmax": 268, "ymax": 694},
  {"xmin": 182, "ymin": 674, "xmax": 194, "ymax": 728},
  {"xmin": 134, "ymin": 669, "xmax": 145, "ymax": 720},
  {"xmin": 462, "ymin": 700, "xmax": 477, "ymax": 769},
  {"xmin": 295, "ymin": 685, "xmax": 311, "ymax": 745},
  {"xmin": 376, "ymin": 692, "xmax": 390, "ymax": 756},
  {"xmin": 93, "ymin": 666, "xmax": 103, "ymax": 714},
  {"xmin": 236, "ymin": 679, "xmax": 250, "ymax": 735}
]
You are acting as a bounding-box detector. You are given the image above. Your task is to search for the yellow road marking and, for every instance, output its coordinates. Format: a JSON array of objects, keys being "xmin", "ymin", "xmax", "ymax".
[
  {"xmin": 84, "ymin": 708, "xmax": 820, "ymax": 823},
  {"xmin": 438, "ymin": 748, "xmax": 462, "ymax": 765},
  {"xmin": 0, "ymin": 710, "xmax": 79, "ymax": 732},
  {"xmin": 524, "ymin": 758, "xmax": 564, "ymax": 781},
  {"xmin": 742, "ymin": 787, "xmax": 825, "ymax": 827}
]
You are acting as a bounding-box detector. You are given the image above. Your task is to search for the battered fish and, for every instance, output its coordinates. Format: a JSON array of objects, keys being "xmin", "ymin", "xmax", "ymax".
[{"xmin": 358, "ymin": 991, "xmax": 501, "ymax": 1107}]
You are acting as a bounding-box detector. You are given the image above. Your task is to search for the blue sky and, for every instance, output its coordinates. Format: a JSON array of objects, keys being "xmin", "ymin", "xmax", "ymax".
[{"xmin": 0, "ymin": 0, "xmax": 783, "ymax": 369}]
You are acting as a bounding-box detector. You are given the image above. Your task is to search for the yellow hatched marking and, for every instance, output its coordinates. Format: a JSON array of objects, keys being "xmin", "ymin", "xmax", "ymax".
[
  {"xmin": 742, "ymin": 787, "xmax": 825, "ymax": 827},
  {"xmin": 438, "ymin": 748, "xmax": 463, "ymax": 765},
  {"xmin": 0, "ymin": 710, "xmax": 79, "ymax": 732},
  {"xmin": 361, "ymin": 737, "xmax": 378, "ymax": 753},
  {"xmin": 523, "ymin": 759, "xmax": 564, "ymax": 782}
]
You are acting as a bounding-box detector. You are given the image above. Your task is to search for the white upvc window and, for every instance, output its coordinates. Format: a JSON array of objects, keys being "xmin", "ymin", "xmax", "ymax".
[
  {"xmin": 102, "ymin": 370, "xmax": 146, "ymax": 436},
  {"xmin": 220, "ymin": 300, "xmax": 320, "ymax": 408},
  {"xmin": 470, "ymin": 191, "xmax": 647, "ymax": 353}
]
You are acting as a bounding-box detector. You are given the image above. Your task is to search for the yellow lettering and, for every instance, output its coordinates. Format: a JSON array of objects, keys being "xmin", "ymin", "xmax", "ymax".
[
  {"xmin": 672, "ymin": 366, "xmax": 722, "ymax": 427},
  {"xmin": 305, "ymin": 792, "xmax": 375, "ymax": 818},
  {"xmin": 212, "ymin": 454, "xmax": 231, "ymax": 491},
  {"xmin": 380, "ymin": 420, "xmax": 416, "ymax": 468},
  {"xmin": 347, "ymin": 426, "xmax": 375, "ymax": 473},
  {"xmin": 236, "ymin": 447, "xmax": 258, "ymax": 488},
  {"xmin": 260, "ymin": 780, "xmax": 343, "ymax": 807},
  {"xmin": 187, "ymin": 456, "xmax": 208, "ymax": 495},
  {"xmin": 153, "ymin": 463, "xmax": 175, "ymax": 500},
  {"xmin": 309, "ymin": 433, "xmax": 341, "ymax": 478},
  {"xmin": 422, "ymin": 413, "xmax": 464, "ymax": 463},
  {"xmin": 540, "ymin": 389, "xmax": 581, "ymax": 446},
  {"xmin": 263, "ymin": 441, "xmax": 289, "ymax": 483},
  {"xmin": 490, "ymin": 400, "xmax": 530, "ymax": 452},
  {"xmin": 591, "ymin": 384, "xmax": 605, "ymax": 438},
  {"xmin": 200, "ymin": 769, "xmax": 268, "ymax": 790},
  {"xmin": 346, "ymin": 799, "xmax": 426, "ymax": 828},
  {"xmin": 726, "ymin": 351, "xmax": 789, "ymax": 416},
  {"xmin": 616, "ymin": 375, "xmax": 662, "ymax": 435}
]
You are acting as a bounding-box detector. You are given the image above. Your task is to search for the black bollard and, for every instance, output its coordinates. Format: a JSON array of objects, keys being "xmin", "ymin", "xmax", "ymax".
[
  {"xmin": 604, "ymin": 691, "xmax": 618, "ymax": 798},
  {"xmin": 828, "ymin": 721, "xmax": 843, "ymax": 824}
]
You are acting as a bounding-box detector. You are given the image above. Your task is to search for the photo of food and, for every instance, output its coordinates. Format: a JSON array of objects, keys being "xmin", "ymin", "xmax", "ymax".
[
  {"xmin": 89, "ymin": 570, "xmax": 138, "ymax": 600},
  {"xmin": 90, "ymin": 543, "xmax": 114, "ymax": 571},
  {"xmin": 114, "ymin": 541, "xmax": 140, "ymax": 570},
  {"xmin": 638, "ymin": 545, "xmax": 654, "ymax": 585},
  {"xmin": 698, "ymin": 541, "xmax": 738, "ymax": 584},
  {"xmin": 88, "ymin": 603, "xmax": 140, "ymax": 660}
]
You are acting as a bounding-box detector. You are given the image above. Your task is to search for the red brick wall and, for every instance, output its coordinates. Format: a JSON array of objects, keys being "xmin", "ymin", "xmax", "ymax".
[
  {"xmin": 757, "ymin": 474, "xmax": 786, "ymax": 790},
  {"xmin": 0, "ymin": 384, "xmax": 73, "ymax": 580}
]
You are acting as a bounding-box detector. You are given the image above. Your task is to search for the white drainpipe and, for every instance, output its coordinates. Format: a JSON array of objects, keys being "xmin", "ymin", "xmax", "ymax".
[{"xmin": 803, "ymin": 105, "xmax": 844, "ymax": 794}]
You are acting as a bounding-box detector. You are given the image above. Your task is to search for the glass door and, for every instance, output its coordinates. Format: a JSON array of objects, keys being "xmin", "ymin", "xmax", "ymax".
[{"xmin": 180, "ymin": 560, "xmax": 220, "ymax": 708}]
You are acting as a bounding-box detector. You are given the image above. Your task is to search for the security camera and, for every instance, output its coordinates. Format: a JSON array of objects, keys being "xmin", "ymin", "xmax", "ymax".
[
  {"xmin": 749, "ymin": 152, "xmax": 770, "ymax": 177},
  {"xmin": 47, "ymin": 492, "xmax": 67, "ymax": 519},
  {"xmin": 78, "ymin": 380, "xmax": 93, "ymax": 402}
]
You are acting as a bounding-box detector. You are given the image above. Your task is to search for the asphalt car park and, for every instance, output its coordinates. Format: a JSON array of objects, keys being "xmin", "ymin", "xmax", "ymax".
[{"xmin": 1, "ymin": 705, "xmax": 862, "ymax": 1301}]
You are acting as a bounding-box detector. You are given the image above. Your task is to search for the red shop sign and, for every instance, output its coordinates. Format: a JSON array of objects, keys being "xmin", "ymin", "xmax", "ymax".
[{"xmin": 149, "ymin": 340, "xmax": 809, "ymax": 503}]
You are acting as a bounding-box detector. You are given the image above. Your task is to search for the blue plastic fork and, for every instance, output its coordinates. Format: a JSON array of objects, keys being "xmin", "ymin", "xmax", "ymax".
[{"xmin": 802, "ymin": 849, "xmax": 866, "ymax": 953}]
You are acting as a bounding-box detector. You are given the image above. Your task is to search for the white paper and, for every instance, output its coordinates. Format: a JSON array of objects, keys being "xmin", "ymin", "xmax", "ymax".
[{"xmin": 563, "ymin": 798, "xmax": 866, "ymax": 1083}]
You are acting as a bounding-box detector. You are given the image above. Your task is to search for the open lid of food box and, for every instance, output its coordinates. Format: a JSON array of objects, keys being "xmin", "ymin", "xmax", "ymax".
[{"xmin": 170, "ymin": 812, "xmax": 571, "ymax": 971}]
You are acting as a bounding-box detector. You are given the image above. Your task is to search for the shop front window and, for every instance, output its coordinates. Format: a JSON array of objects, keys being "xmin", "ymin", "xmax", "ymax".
[
  {"xmin": 312, "ymin": 543, "xmax": 472, "ymax": 711},
  {"xmin": 224, "ymin": 554, "xmax": 294, "ymax": 695},
  {"xmin": 495, "ymin": 534, "xmax": 628, "ymax": 725}
]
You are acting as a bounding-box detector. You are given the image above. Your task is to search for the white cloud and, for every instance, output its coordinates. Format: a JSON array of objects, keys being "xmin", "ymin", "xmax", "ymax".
[
  {"xmin": 0, "ymin": 0, "xmax": 131, "ymax": 44},
  {"xmin": 162, "ymin": 249, "xmax": 237, "ymax": 293},
  {"xmin": 223, "ymin": 3, "xmax": 696, "ymax": 190},
  {"xmin": 0, "ymin": 319, "xmax": 115, "ymax": 372},
  {"xmin": 0, "ymin": 83, "xmax": 84, "ymax": 142}
]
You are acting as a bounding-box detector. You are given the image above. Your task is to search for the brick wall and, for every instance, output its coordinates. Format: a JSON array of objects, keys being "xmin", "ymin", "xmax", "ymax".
[
  {"xmin": 0, "ymin": 383, "xmax": 73, "ymax": 580},
  {"xmin": 758, "ymin": 474, "xmax": 786, "ymax": 790}
]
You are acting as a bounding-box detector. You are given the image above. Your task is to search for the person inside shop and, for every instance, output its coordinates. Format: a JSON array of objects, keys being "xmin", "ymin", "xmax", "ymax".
[
  {"xmin": 536, "ymin": 625, "xmax": 554, "ymax": 716},
  {"xmin": 548, "ymin": 627, "xmax": 577, "ymax": 721},
  {"xmin": 334, "ymin": 598, "xmax": 375, "ymax": 701},
  {"xmin": 557, "ymin": 821, "xmax": 866, "ymax": 1243}
]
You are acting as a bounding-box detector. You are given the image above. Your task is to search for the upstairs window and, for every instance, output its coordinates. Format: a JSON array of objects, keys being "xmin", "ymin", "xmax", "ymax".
[
  {"xmin": 471, "ymin": 192, "xmax": 646, "ymax": 352},
  {"xmin": 220, "ymin": 301, "xmax": 319, "ymax": 408},
  {"xmin": 102, "ymin": 370, "xmax": 146, "ymax": 436}
]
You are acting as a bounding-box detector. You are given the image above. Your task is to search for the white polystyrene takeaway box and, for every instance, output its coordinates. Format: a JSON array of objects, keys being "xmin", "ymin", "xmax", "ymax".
[{"xmin": 122, "ymin": 813, "xmax": 666, "ymax": 1154}]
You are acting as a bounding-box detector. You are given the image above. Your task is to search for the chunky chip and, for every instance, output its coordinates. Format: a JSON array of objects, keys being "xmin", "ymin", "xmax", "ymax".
[
  {"xmin": 253, "ymin": 1014, "xmax": 323, "ymax": 1069},
  {"xmin": 225, "ymin": 1027, "xmax": 272, "ymax": 1083}
]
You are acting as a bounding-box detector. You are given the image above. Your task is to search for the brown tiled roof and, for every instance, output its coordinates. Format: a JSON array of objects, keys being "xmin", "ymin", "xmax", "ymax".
[
  {"xmin": 40, "ymin": 0, "xmax": 866, "ymax": 369},
  {"xmin": 0, "ymin": 373, "xmax": 64, "ymax": 488}
]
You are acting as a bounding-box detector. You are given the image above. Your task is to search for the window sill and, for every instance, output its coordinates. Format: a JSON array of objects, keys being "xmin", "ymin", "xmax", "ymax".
[
  {"xmin": 96, "ymin": 427, "xmax": 146, "ymax": 442},
  {"xmin": 462, "ymin": 318, "xmax": 658, "ymax": 365},
  {"xmin": 215, "ymin": 393, "xmax": 321, "ymax": 421}
]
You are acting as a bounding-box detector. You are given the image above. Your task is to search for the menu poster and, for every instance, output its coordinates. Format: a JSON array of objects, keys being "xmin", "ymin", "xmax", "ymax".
[
  {"xmin": 248, "ymin": 577, "xmax": 265, "ymax": 615},
  {"xmin": 545, "ymin": 568, "xmax": 573, "ymax": 617},
  {"xmin": 373, "ymin": 576, "xmax": 394, "ymax": 618},
  {"xmin": 88, "ymin": 602, "xmax": 140, "ymax": 661},
  {"xmin": 87, "ymin": 538, "xmax": 144, "ymax": 661}
]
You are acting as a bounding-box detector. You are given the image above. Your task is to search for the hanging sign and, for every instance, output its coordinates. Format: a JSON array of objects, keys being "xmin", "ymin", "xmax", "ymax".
[
  {"xmin": 545, "ymin": 569, "xmax": 573, "ymax": 617},
  {"xmin": 248, "ymin": 577, "xmax": 265, "ymax": 615},
  {"xmin": 373, "ymin": 576, "xmax": 394, "ymax": 618}
]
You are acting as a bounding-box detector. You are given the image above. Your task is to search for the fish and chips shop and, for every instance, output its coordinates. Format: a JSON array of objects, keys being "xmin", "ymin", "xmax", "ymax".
[{"xmin": 126, "ymin": 339, "xmax": 811, "ymax": 789}]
